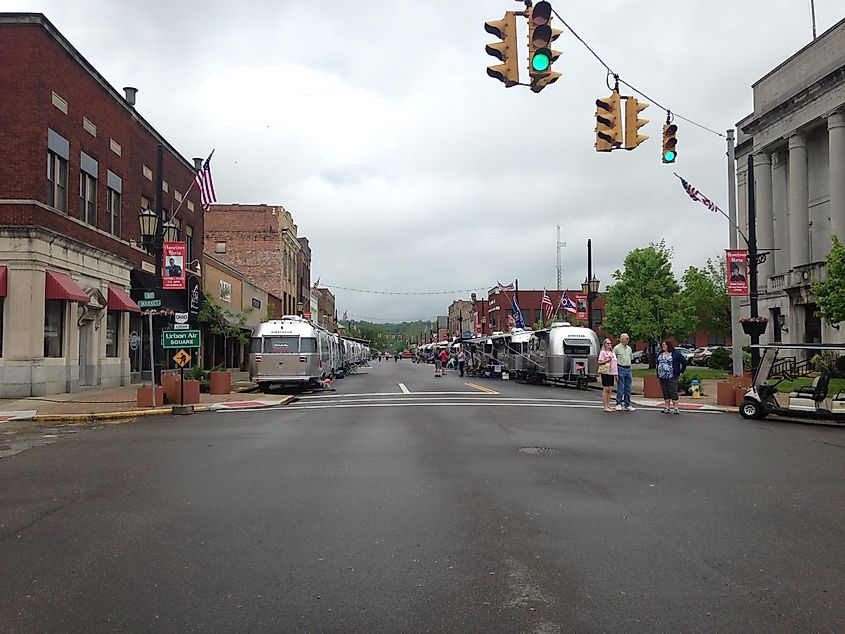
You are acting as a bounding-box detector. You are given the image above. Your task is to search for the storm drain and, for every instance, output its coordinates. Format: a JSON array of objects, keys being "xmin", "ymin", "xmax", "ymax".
[{"xmin": 518, "ymin": 447, "xmax": 559, "ymax": 456}]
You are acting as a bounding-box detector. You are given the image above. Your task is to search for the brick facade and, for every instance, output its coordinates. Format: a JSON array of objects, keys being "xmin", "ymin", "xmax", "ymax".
[
  {"xmin": 0, "ymin": 14, "xmax": 205, "ymax": 396},
  {"xmin": 203, "ymin": 204, "xmax": 302, "ymax": 316}
]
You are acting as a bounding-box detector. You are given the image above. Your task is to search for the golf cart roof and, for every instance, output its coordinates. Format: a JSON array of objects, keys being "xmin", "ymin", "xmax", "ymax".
[{"xmin": 751, "ymin": 343, "xmax": 845, "ymax": 350}]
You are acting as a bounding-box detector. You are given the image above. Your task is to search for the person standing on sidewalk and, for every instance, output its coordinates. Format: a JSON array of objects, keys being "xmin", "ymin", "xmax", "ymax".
[
  {"xmin": 439, "ymin": 347, "xmax": 449, "ymax": 374},
  {"xmin": 457, "ymin": 347, "xmax": 466, "ymax": 377},
  {"xmin": 434, "ymin": 347, "xmax": 443, "ymax": 377},
  {"xmin": 597, "ymin": 338, "xmax": 618, "ymax": 412},
  {"xmin": 613, "ymin": 333, "xmax": 635, "ymax": 411},
  {"xmin": 656, "ymin": 339, "xmax": 687, "ymax": 414}
]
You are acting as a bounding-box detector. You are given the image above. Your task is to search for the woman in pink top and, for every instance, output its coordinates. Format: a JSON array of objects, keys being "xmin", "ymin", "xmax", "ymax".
[{"xmin": 598, "ymin": 338, "xmax": 618, "ymax": 412}]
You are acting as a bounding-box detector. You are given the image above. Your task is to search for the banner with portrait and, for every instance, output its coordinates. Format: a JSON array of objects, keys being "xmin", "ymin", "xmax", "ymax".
[
  {"xmin": 726, "ymin": 249, "xmax": 749, "ymax": 296},
  {"xmin": 162, "ymin": 242, "xmax": 187, "ymax": 290},
  {"xmin": 575, "ymin": 293, "xmax": 588, "ymax": 321}
]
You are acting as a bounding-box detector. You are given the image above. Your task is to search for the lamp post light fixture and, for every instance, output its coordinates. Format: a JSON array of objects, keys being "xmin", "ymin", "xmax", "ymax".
[
  {"xmin": 138, "ymin": 207, "xmax": 158, "ymax": 240},
  {"xmin": 162, "ymin": 219, "xmax": 179, "ymax": 243},
  {"xmin": 583, "ymin": 239, "xmax": 600, "ymax": 331},
  {"xmin": 297, "ymin": 301, "xmax": 304, "ymax": 316},
  {"xmin": 458, "ymin": 314, "xmax": 464, "ymax": 343}
]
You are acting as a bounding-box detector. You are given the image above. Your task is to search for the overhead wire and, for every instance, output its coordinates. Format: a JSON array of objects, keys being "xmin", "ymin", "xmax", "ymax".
[
  {"xmin": 321, "ymin": 283, "xmax": 488, "ymax": 296},
  {"xmin": 549, "ymin": 6, "xmax": 726, "ymax": 139}
]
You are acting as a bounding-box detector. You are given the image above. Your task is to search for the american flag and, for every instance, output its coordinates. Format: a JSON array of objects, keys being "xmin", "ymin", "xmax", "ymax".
[
  {"xmin": 195, "ymin": 151, "xmax": 217, "ymax": 211},
  {"xmin": 675, "ymin": 173, "xmax": 721, "ymax": 214},
  {"xmin": 541, "ymin": 289, "xmax": 555, "ymax": 321},
  {"xmin": 558, "ymin": 290, "xmax": 577, "ymax": 314},
  {"xmin": 342, "ymin": 310, "xmax": 348, "ymax": 321},
  {"xmin": 496, "ymin": 280, "xmax": 515, "ymax": 293}
]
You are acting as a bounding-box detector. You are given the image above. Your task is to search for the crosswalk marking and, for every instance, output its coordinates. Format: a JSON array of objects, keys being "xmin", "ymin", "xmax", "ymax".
[{"xmin": 398, "ymin": 382, "xmax": 410, "ymax": 394}]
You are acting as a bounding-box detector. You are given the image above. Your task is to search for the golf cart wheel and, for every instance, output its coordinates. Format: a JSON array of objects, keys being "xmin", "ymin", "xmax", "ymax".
[{"xmin": 740, "ymin": 399, "xmax": 762, "ymax": 420}]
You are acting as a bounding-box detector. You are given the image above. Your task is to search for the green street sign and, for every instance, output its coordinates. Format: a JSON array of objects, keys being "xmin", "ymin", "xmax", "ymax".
[
  {"xmin": 162, "ymin": 329, "xmax": 200, "ymax": 349},
  {"xmin": 138, "ymin": 299, "xmax": 161, "ymax": 308}
]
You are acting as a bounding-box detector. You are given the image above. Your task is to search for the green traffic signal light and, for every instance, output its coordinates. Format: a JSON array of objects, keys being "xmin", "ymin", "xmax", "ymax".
[
  {"xmin": 532, "ymin": 50, "xmax": 551, "ymax": 71},
  {"xmin": 664, "ymin": 150, "xmax": 676, "ymax": 162}
]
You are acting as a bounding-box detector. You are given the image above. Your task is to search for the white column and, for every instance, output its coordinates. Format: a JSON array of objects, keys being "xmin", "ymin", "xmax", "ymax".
[
  {"xmin": 829, "ymin": 111, "xmax": 845, "ymax": 243},
  {"xmin": 754, "ymin": 152, "xmax": 774, "ymax": 281},
  {"xmin": 771, "ymin": 151, "xmax": 789, "ymax": 273},
  {"xmin": 788, "ymin": 133, "xmax": 810, "ymax": 268}
]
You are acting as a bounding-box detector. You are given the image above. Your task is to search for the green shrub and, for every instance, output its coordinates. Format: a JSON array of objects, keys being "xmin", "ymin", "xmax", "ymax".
[
  {"xmin": 707, "ymin": 346, "xmax": 732, "ymax": 370},
  {"xmin": 811, "ymin": 350, "xmax": 845, "ymax": 377}
]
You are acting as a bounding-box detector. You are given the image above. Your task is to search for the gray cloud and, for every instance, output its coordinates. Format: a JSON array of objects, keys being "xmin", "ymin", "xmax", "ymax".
[{"xmin": 12, "ymin": 0, "xmax": 842, "ymax": 320}]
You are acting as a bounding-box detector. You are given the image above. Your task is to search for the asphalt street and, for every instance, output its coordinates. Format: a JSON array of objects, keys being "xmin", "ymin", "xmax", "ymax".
[{"xmin": 1, "ymin": 360, "xmax": 843, "ymax": 633}]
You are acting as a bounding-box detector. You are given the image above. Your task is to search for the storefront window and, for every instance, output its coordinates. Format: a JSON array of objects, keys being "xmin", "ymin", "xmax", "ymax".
[
  {"xmin": 105, "ymin": 311, "xmax": 119, "ymax": 357},
  {"xmin": 44, "ymin": 300, "xmax": 64, "ymax": 357}
]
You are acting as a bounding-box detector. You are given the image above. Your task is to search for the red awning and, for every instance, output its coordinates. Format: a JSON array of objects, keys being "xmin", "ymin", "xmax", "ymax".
[
  {"xmin": 108, "ymin": 286, "xmax": 141, "ymax": 313},
  {"xmin": 0, "ymin": 266, "xmax": 6, "ymax": 298},
  {"xmin": 45, "ymin": 270, "xmax": 89, "ymax": 303}
]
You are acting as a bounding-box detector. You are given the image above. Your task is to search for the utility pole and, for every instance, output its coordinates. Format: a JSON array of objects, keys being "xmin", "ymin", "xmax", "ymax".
[
  {"xmin": 556, "ymin": 224, "xmax": 565, "ymax": 290},
  {"xmin": 747, "ymin": 154, "xmax": 761, "ymax": 373},
  {"xmin": 727, "ymin": 130, "xmax": 743, "ymax": 376}
]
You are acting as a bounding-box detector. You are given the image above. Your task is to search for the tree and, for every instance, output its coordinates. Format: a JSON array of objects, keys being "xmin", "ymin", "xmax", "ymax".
[
  {"xmin": 603, "ymin": 241, "xmax": 696, "ymax": 359},
  {"xmin": 812, "ymin": 235, "xmax": 845, "ymax": 325},
  {"xmin": 681, "ymin": 256, "xmax": 731, "ymax": 339},
  {"xmin": 198, "ymin": 291, "xmax": 253, "ymax": 368}
]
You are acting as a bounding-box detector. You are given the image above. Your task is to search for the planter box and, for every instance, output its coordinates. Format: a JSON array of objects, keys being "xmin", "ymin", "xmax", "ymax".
[
  {"xmin": 162, "ymin": 374, "xmax": 181, "ymax": 403},
  {"xmin": 168, "ymin": 379, "xmax": 201, "ymax": 405},
  {"xmin": 643, "ymin": 374, "xmax": 662, "ymax": 399},
  {"xmin": 734, "ymin": 385, "xmax": 750, "ymax": 407},
  {"xmin": 716, "ymin": 381, "xmax": 737, "ymax": 406},
  {"xmin": 741, "ymin": 321, "xmax": 768, "ymax": 337},
  {"xmin": 209, "ymin": 371, "xmax": 232, "ymax": 395},
  {"xmin": 137, "ymin": 385, "xmax": 165, "ymax": 407}
]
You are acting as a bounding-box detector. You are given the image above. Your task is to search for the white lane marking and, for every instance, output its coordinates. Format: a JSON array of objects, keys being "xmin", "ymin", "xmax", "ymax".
[
  {"xmin": 398, "ymin": 382, "xmax": 410, "ymax": 394},
  {"xmin": 283, "ymin": 402, "xmax": 603, "ymax": 410},
  {"xmin": 298, "ymin": 392, "xmax": 596, "ymax": 402},
  {"xmin": 298, "ymin": 395, "xmax": 598, "ymax": 404}
]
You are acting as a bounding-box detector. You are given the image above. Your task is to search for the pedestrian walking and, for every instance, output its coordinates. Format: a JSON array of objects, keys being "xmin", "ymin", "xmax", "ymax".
[
  {"xmin": 597, "ymin": 338, "xmax": 618, "ymax": 412},
  {"xmin": 439, "ymin": 347, "xmax": 449, "ymax": 374},
  {"xmin": 434, "ymin": 347, "xmax": 443, "ymax": 377},
  {"xmin": 457, "ymin": 348, "xmax": 466, "ymax": 377},
  {"xmin": 656, "ymin": 340, "xmax": 687, "ymax": 414},
  {"xmin": 613, "ymin": 333, "xmax": 635, "ymax": 411}
]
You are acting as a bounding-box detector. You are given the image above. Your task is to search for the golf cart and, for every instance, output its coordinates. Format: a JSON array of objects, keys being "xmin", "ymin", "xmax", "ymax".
[{"xmin": 739, "ymin": 343, "xmax": 845, "ymax": 422}]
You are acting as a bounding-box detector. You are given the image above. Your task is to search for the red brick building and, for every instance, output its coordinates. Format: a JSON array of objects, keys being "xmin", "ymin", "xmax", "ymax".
[
  {"xmin": 0, "ymin": 13, "xmax": 205, "ymax": 396},
  {"xmin": 486, "ymin": 288, "xmax": 608, "ymax": 334},
  {"xmin": 204, "ymin": 204, "xmax": 302, "ymax": 316},
  {"xmin": 315, "ymin": 287, "xmax": 337, "ymax": 332}
]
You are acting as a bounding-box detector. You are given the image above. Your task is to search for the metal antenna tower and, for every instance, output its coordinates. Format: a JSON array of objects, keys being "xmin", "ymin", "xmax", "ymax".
[{"xmin": 556, "ymin": 225, "xmax": 566, "ymax": 289}]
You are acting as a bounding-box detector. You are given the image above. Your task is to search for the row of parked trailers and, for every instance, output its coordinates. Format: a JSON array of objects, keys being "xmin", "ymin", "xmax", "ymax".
[
  {"xmin": 248, "ymin": 317, "xmax": 371, "ymax": 392},
  {"xmin": 419, "ymin": 323, "xmax": 601, "ymax": 388}
]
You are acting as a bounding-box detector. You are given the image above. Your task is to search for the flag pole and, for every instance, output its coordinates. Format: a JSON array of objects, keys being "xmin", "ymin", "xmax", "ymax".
[{"xmin": 169, "ymin": 149, "xmax": 214, "ymax": 224}]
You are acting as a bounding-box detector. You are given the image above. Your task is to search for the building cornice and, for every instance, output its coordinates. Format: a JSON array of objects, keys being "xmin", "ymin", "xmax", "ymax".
[{"xmin": 0, "ymin": 225, "xmax": 134, "ymax": 269}]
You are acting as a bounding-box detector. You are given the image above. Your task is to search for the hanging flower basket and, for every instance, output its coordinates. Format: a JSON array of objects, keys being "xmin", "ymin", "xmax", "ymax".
[{"xmin": 740, "ymin": 317, "xmax": 768, "ymax": 337}]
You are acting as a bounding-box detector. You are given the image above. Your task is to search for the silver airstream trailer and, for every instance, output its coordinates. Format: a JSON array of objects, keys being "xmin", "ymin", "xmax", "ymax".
[
  {"xmin": 523, "ymin": 323, "xmax": 600, "ymax": 388},
  {"xmin": 249, "ymin": 317, "xmax": 330, "ymax": 391}
]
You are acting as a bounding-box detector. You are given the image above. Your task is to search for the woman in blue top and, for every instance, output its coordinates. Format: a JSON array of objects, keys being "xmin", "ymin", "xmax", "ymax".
[{"xmin": 656, "ymin": 340, "xmax": 688, "ymax": 415}]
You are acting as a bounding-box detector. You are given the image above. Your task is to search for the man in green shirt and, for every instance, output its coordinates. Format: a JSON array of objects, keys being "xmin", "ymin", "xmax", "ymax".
[{"xmin": 613, "ymin": 333, "xmax": 635, "ymax": 411}]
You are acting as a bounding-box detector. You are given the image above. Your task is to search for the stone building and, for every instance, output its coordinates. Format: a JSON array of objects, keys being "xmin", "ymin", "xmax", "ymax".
[
  {"xmin": 736, "ymin": 17, "xmax": 845, "ymax": 344},
  {"xmin": 0, "ymin": 14, "xmax": 205, "ymax": 396},
  {"xmin": 447, "ymin": 299, "xmax": 473, "ymax": 338},
  {"xmin": 204, "ymin": 204, "xmax": 302, "ymax": 316}
]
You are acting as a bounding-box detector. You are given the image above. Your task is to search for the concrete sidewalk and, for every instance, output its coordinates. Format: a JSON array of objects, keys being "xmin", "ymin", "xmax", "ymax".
[
  {"xmin": 0, "ymin": 373, "xmax": 295, "ymax": 422},
  {"xmin": 628, "ymin": 376, "xmax": 735, "ymax": 412}
]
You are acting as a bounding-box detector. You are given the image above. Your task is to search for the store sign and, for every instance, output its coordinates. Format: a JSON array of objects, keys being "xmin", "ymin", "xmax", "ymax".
[
  {"xmin": 187, "ymin": 275, "xmax": 201, "ymax": 318},
  {"xmin": 162, "ymin": 242, "xmax": 187, "ymax": 290}
]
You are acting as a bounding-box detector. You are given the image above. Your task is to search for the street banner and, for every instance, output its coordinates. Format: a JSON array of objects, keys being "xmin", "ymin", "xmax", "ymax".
[
  {"xmin": 162, "ymin": 242, "xmax": 187, "ymax": 290},
  {"xmin": 726, "ymin": 249, "xmax": 749, "ymax": 296},
  {"xmin": 575, "ymin": 293, "xmax": 588, "ymax": 321}
]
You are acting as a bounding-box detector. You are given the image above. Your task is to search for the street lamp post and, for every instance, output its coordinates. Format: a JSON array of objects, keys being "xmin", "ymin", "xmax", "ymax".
[
  {"xmin": 581, "ymin": 239, "xmax": 600, "ymax": 331},
  {"xmin": 297, "ymin": 301, "xmax": 304, "ymax": 317},
  {"xmin": 458, "ymin": 314, "xmax": 463, "ymax": 343}
]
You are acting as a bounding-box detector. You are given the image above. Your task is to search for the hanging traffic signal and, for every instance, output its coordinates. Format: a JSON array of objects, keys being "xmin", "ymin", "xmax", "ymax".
[
  {"xmin": 485, "ymin": 12, "xmax": 519, "ymax": 87},
  {"xmin": 595, "ymin": 90, "xmax": 622, "ymax": 152},
  {"xmin": 527, "ymin": 1, "xmax": 562, "ymax": 93},
  {"xmin": 662, "ymin": 118, "xmax": 678, "ymax": 163},
  {"xmin": 623, "ymin": 97, "xmax": 649, "ymax": 150}
]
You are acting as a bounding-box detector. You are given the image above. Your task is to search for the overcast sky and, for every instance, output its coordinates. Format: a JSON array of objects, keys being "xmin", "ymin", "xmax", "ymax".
[{"xmin": 12, "ymin": 1, "xmax": 843, "ymax": 321}]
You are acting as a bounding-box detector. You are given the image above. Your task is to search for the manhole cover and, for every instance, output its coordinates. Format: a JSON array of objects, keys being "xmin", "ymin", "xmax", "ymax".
[{"xmin": 518, "ymin": 447, "xmax": 559, "ymax": 456}]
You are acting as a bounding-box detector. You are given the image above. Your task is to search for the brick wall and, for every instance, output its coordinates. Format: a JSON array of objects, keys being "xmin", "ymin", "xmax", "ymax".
[{"xmin": 0, "ymin": 17, "xmax": 204, "ymax": 271}]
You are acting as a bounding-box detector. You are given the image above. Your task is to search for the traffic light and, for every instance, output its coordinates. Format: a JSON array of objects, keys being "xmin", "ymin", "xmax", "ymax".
[
  {"xmin": 595, "ymin": 90, "xmax": 622, "ymax": 152},
  {"xmin": 662, "ymin": 121, "xmax": 678, "ymax": 163},
  {"xmin": 527, "ymin": 1, "xmax": 562, "ymax": 93},
  {"xmin": 485, "ymin": 12, "xmax": 519, "ymax": 87},
  {"xmin": 623, "ymin": 97, "xmax": 649, "ymax": 150}
]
